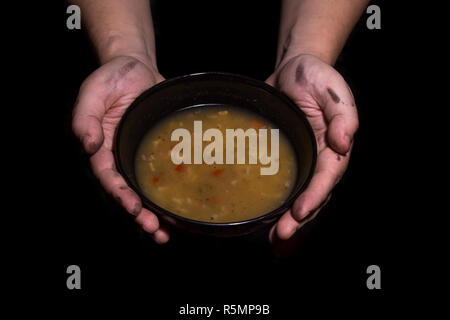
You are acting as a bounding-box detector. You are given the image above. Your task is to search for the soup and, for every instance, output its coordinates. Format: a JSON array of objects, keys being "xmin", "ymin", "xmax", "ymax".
[{"xmin": 135, "ymin": 105, "xmax": 297, "ymax": 222}]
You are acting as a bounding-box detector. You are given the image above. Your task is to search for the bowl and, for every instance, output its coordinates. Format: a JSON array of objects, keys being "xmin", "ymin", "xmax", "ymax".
[{"xmin": 114, "ymin": 72, "xmax": 316, "ymax": 237}]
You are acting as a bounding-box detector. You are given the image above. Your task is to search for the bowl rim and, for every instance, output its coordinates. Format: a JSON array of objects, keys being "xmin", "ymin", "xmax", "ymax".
[{"xmin": 114, "ymin": 71, "xmax": 317, "ymax": 227}]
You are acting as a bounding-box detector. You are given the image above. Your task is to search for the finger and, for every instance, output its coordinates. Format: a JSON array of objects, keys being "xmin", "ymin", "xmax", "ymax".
[
  {"xmin": 135, "ymin": 207, "xmax": 160, "ymax": 234},
  {"xmin": 276, "ymin": 210, "xmax": 300, "ymax": 240},
  {"xmin": 291, "ymin": 146, "xmax": 350, "ymax": 222},
  {"xmin": 316, "ymin": 78, "xmax": 359, "ymax": 155},
  {"xmin": 91, "ymin": 146, "xmax": 169, "ymax": 242},
  {"xmin": 151, "ymin": 225, "xmax": 170, "ymax": 244},
  {"xmin": 72, "ymin": 80, "xmax": 107, "ymax": 154},
  {"xmin": 90, "ymin": 146, "xmax": 142, "ymax": 216},
  {"xmin": 269, "ymin": 223, "xmax": 277, "ymax": 243},
  {"xmin": 275, "ymin": 195, "xmax": 330, "ymax": 240},
  {"xmin": 269, "ymin": 218, "xmax": 305, "ymax": 256},
  {"xmin": 136, "ymin": 210, "xmax": 170, "ymax": 243},
  {"xmin": 270, "ymin": 209, "xmax": 295, "ymax": 241}
]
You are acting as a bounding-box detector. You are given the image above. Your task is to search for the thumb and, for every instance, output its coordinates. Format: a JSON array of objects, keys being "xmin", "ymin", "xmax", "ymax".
[
  {"xmin": 327, "ymin": 113, "xmax": 355, "ymax": 155},
  {"xmin": 72, "ymin": 81, "xmax": 106, "ymax": 154},
  {"xmin": 318, "ymin": 83, "xmax": 359, "ymax": 155}
]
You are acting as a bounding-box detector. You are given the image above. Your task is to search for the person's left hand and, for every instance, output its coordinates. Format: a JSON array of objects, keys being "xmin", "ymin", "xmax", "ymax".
[{"xmin": 266, "ymin": 54, "xmax": 359, "ymax": 242}]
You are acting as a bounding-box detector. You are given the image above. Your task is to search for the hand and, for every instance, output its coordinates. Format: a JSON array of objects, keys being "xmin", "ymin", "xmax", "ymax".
[
  {"xmin": 72, "ymin": 55, "xmax": 169, "ymax": 244},
  {"xmin": 266, "ymin": 54, "xmax": 359, "ymax": 242}
]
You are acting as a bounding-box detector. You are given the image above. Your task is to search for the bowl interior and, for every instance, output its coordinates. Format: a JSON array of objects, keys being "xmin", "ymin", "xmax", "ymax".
[{"xmin": 115, "ymin": 72, "xmax": 316, "ymax": 223}]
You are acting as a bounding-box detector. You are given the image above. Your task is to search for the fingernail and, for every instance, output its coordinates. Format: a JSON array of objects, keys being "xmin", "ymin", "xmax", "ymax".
[
  {"xmin": 82, "ymin": 135, "xmax": 89, "ymax": 148},
  {"xmin": 281, "ymin": 225, "xmax": 296, "ymax": 240},
  {"xmin": 82, "ymin": 135, "xmax": 93, "ymax": 153},
  {"xmin": 344, "ymin": 134, "xmax": 351, "ymax": 146},
  {"xmin": 269, "ymin": 225, "xmax": 276, "ymax": 242},
  {"xmin": 289, "ymin": 223, "xmax": 298, "ymax": 235}
]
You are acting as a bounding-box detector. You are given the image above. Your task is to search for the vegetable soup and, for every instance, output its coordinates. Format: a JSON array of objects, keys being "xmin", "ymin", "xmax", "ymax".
[{"xmin": 135, "ymin": 105, "xmax": 297, "ymax": 222}]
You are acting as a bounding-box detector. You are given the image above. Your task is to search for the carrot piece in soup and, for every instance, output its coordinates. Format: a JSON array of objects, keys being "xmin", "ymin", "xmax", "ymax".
[
  {"xmin": 152, "ymin": 177, "xmax": 160, "ymax": 184},
  {"xmin": 176, "ymin": 164, "xmax": 185, "ymax": 172},
  {"xmin": 211, "ymin": 196, "xmax": 220, "ymax": 204},
  {"xmin": 251, "ymin": 120, "xmax": 264, "ymax": 129},
  {"xmin": 212, "ymin": 169, "xmax": 223, "ymax": 176}
]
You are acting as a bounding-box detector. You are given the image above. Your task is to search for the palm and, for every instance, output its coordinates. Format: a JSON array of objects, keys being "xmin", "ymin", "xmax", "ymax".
[
  {"xmin": 97, "ymin": 58, "xmax": 164, "ymax": 151},
  {"xmin": 288, "ymin": 90, "xmax": 329, "ymax": 152},
  {"xmin": 266, "ymin": 54, "xmax": 359, "ymax": 241},
  {"xmin": 72, "ymin": 56, "xmax": 169, "ymax": 243}
]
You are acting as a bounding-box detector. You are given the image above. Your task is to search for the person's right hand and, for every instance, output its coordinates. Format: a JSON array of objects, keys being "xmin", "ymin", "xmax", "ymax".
[{"xmin": 72, "ymin": 55, "xmax": 169, "ymax": 244}]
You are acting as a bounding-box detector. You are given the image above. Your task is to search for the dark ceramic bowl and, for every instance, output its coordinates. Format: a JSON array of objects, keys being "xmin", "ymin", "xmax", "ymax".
[{"xmin": 114, "ymin": 72, "xmax": 316, "ymax": 237}]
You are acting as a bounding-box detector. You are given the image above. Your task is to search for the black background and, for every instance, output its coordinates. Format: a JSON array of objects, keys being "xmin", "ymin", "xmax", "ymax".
[{"xmin": 19, "ymin": 0, "xmax": 420, "ymax": 315}]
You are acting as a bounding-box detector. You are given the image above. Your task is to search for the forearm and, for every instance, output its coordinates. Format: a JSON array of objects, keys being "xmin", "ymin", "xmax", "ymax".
[
  {"xmin": 69, "ymin": 0, "xmax": 157, "ymax": 68},
  {"xmin": 276, "ymin": 0, "xmax": 369, "ymax": 66}
]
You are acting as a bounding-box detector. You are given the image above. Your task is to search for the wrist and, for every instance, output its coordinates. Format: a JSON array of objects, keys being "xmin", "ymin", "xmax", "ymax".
[
  {"xmin": 281, "ymin": 47, "xmax": 334, "ymax": 68},
  {"xmin": 276, "ymin": 27, "xmax": 341, "ymax": 69},
  {"xmin": 276, "ymin": 39, "xmax": 336, "ymax": 72},
  {"xmin": 97, "ymin": 31, "xmax": 158, "ymax": 70}
]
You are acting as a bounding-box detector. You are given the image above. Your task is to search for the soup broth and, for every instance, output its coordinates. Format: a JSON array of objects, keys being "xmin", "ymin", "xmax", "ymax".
[{"xmin": 135, "ymin": 105, "xmax": 297, "ymax": 223}]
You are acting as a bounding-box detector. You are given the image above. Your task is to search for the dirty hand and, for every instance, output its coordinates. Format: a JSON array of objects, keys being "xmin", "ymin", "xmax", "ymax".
[
  {"xmin": 72, "ymin": 55, "xmax": 169, "ymax": 244},
  {"xmin": 266, "ymin": 54, "xmax": 359, "ymax": 241}
]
